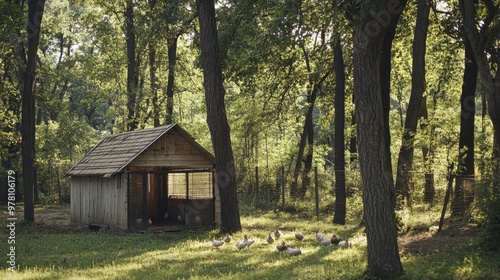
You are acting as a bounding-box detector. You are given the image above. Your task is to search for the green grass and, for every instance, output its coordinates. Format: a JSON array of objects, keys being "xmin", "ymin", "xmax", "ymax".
[{"xmin": 1, "ymin": 205, "xmax": 499, "ymax": 279}]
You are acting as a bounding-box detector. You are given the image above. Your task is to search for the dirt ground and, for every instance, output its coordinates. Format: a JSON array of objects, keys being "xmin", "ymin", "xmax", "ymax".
[{"xmin": 398, "ymin": 224, "xmax": 480, "ymax": 255}]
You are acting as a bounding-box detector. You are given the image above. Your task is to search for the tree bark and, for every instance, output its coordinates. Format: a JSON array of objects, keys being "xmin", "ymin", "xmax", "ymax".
[
  {"xmin": 290, "ymin": 84, "xmax": 317, "ymax": 199},
  {"xmin": 451, "ymin": 33, "xmax": 477, "ymax": 217},
  {"xmin": 299, "ymin": 91, "xmax": 315, "ymax": 199},
  {"xmin": 149, "ymin": 41, "xmax": 159, "ymax": 127},
  {"xmin": 379, "ymin": 0, "xmax": 408, "ymax": 182},
  {"xmin": 291, "ymin": 72, "xmax": 330, "ymax": 199},
  {"xmin": 353, "ymin": 1, "xmax": 404, "ymax": 277},
  {"xmin": 460, "ymin": 0, "xmax": 500, "ymax": 158},
  {"xmin": 22, "ymin": 0, "xmax": 45, "ymax": 223},
  {"xmin": 394, "ymin": 0, "xmax": 430, "ymax": 207},
  {"xmin": 333, "ymin": 41, "xmax": 346, "ymax": 225},
  {"xmin": 166, "ymin": 36, "xmax": 178, "ymax": 125},
  {"xmin": 126, "ymin": 0, "xmax": 138, "ymax": 131},
  {"xmin": 197, "ymin": 0, "xmax": 241, "ymax": 233}
]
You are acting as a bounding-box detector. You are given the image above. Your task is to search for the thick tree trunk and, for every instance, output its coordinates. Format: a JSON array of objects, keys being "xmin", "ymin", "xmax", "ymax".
[
  {"xmin": 333, "ymin": 41, "xmax": 346, "ymax": 225},
  {"xmin": 451, "ymin": 36, "xmax": 477, "ymax": 216},
  {"xmin": 353, "ymin": 1, "xmax": 404, "ymax": 278},
  {"xmin": 22, "ymin": 0, "xmax": 45, "ymax": 223},
  {"xmin": 394, "ymin": 0, "xmax": 430, "ymax": 207},
  {"xmin": 379, "ymin": 0, "xmax": 408, "ymax": 180},
  {"xmin": 197, "ymin": 0, "xmax": 241, "ymax": 233},
  {"xmin": 460, "ymin": 0, "xmax": 500, "ymax": 158},
  {"xmin": 166, "ymin": 36, "xmax": 178, "ymax": 125},
  {"xmin": 126, "ymin": 0, "xmax": 138, "ymax": 131}
]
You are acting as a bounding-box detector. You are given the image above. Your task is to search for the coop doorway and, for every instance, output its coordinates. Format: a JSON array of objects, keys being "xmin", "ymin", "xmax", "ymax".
[{"xmin": 127, "ymin": 168, "xmax": 215, "ymax": 231}]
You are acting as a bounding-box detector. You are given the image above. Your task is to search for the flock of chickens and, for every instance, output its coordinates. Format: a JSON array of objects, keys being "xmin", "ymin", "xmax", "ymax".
[{"xmin": 210, "ymin": 227, "xmax": 352, "ymax": 256}]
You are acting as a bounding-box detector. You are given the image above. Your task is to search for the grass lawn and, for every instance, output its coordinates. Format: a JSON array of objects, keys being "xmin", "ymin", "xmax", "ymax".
[{"xmin": 1, "ymin": 204, "xmax": 499, "ymax": 279}]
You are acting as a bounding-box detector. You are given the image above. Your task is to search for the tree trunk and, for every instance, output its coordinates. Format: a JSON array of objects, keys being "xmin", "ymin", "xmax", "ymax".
[
  {"xmin": 394, "ymin": 0, "xmax": 430, "ymax": 208},
  {"xmin": 22, "ymin": 0, "xmax": 45, "ymax": 223},
  {"xmin": 353, "ymin": 1, "xmax": 404, "ymax": 278},
  {"xmin": 166, "ymin": 36, "xmax": 178, "ymax": 125},
  {"xmin": 291, "ymin": 72, "xmax": 330, "ymax": 199},
  {"xmin": 148, "ymin": 1, "xmax": 158, "ymax": 127},
  {"xmin": 299, "ymin": 101, "xmax": 314, "ymax": 199},
  {"xmin": 149, "ymin": 43, "xmax": 159, "ymax": 127},
  {"xmin": 197, "ymin": 0, "xmax": 241, "ymax": 233},
  {"xmin": 290, "ymin": 85, "xmax": 316, "ymax": 200},
  {"xmin": 379, "ymin": 0, "xmax": 408, "ymax": 181},
  {"xmin": 460, "ymin": 0, "xmax": 500, "ymax": 158},
  {"xmin": 451, "ymin": 35, "xmax": 477, "ymax": 217},
  {"xmin": 333, "ymin": 41, "xmax": 346, "ymax": 225},
  {"xmin": 420, "ymin": 95, "xmax": 435, "ymax": 203},
  {"xmin": 126, "ymin": 0, "xmax": 138, "ymax": 131},
  {"xmin": 349, "ymin": 111, "xmax": 357, "ymax": 165}
]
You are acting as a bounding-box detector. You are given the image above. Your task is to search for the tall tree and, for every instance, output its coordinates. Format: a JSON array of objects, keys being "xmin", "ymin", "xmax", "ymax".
[
  {"xmin": 197, "ymin": 0, "xmax": 241, "ymax": 233},
  {"xmin": 460, "ymin": 0, "xmax": 500, "ymax": 158},
  {"xmin": 148, "ymin": 0, "xmax": 160, "ymax": 127},
  {"xmin": 379, "ymin": 0, "xmax": 408, "ymax": 181},
  {"xmin": 22, "ymin": 0, "xmax": 45, "ymax": 222},
  {"xmin": 333, "ymin": 40, "xmax": 346, "ymax": 225},
  {"xmin": 353, "ymin": 0, "xmax": 404, "ymax": 277},
  {"xmin": 451, "ymin": 23, "xmax": 478, "ymax": 217},
  {"xmin": 165, "ymin": 35, "xmax": 178, "ymax": 125},
  {"xmin": 126, "ymin": 0, "xmax": 139, "ymax": 131},
  {"xmin": 394, "ymin": 0, "xmax": 430, "ymax": 207},
  {"xmin": 164, "ymin": 2, "xmax": 197, "ymax": 125}
]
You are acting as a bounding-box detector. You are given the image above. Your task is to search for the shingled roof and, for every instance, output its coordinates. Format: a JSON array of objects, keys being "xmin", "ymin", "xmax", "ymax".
[{"xmin": 66, "ymin": 123, "xmax": 214, "ymax": 177}]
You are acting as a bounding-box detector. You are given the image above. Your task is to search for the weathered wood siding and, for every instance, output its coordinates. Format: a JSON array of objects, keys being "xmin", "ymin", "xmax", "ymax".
[
  {"xmin": 70, "ymin": 175, "xmax": 127, "ymax": 230},
  {"xmin": 130, "ymin": 131, "xmax": 214, "ymax": 168},
  {"xmin": 214, "ymin": 179, "xmax": 221, "ymax": 226}
]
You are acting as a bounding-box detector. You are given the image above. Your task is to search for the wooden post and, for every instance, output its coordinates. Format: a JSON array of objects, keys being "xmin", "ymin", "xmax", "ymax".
[
  {"xmin": 142, "ymin": 172, "xmax": 148, "ymax": 228},
  {"xmin": 438, "ymin": 163, "xmax": 454, "ymax": 232},
  {"xmin": 315, "ymin": 166, "xmax": 319, "ymax": 219}
]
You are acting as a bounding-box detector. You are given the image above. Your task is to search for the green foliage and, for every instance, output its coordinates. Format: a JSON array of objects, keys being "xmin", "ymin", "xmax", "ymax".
[
  {"xmin": 35, "ymin": 116, "xmax": 100, "ymax": 204},
  {"xmin": 475, "ymin": 159, "xmax": 500, "ymax": 251}
]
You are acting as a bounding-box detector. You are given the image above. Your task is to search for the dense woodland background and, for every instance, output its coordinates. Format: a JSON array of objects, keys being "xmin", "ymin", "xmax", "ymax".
[{"xmin": 1, "ymin": 0, "xmax": 500, "ymax": 277}]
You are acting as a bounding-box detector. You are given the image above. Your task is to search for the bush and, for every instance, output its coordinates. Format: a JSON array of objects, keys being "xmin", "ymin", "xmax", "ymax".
[{"xmin": 476, "ymin": 160, "xmax": 500, "ymax": 251}]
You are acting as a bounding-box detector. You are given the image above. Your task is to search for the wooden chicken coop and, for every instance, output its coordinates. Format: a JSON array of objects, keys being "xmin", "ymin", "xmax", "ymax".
[{"xmin": 66, "ymin": 123, "xmax": 220, "ymax": 231}]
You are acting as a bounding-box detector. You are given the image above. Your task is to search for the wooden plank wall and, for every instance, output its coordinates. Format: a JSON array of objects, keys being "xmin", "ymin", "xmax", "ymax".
[
  {"xmin": 130, "ymin": 131, "xmax": 213, "ymax": 168},
  {"xmin": 70, "ymin": 175, "xmax": 127, "ymax": 230}
]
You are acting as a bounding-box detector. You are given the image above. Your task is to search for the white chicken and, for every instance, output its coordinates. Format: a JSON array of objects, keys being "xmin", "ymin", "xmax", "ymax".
[
  {"xmin": 266, "ymin": 232, "xmax": 275, "ymax": 244},
  {"xmin": 338, "ymin": 238, "xmax": 352, "ymax": 249},
  {"xmin": 286, "ymin": 247, "xmax": 302, "ymax": 256},
  {"xmin": 295, "ymin": 232, "xmax": 304, "ymax": 241},
  {"xmin": 163, "ymin": 211, "xmax": 169, "ymax": 220},
  {"xmin": 235, "ymin": 241, "xmax": 247, "ymax": 250},
  {"xmin": 211, "ymin": 237, "xmax": 225, "ymax": 248},
  {"xmin": 223, "ymin": 233, "xmax": 232, "ymax": 243},
  {"xmin": 243, "ymin": 235, "xmax": 255, "ymax": 247},
  {"xmin": 274, "ymin": 227, "xmax": 283, "ymax": 239},
  {"xmin": 315, "ymin": 232, "xmax": 324, "ymax": 242},
  {"xmin": 319, "ymin": 237, "xmax": 331, "ymax": 246},
  {"xmin": 177, "ymin": 214, "xmax": 184, "ymax": 222}
]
